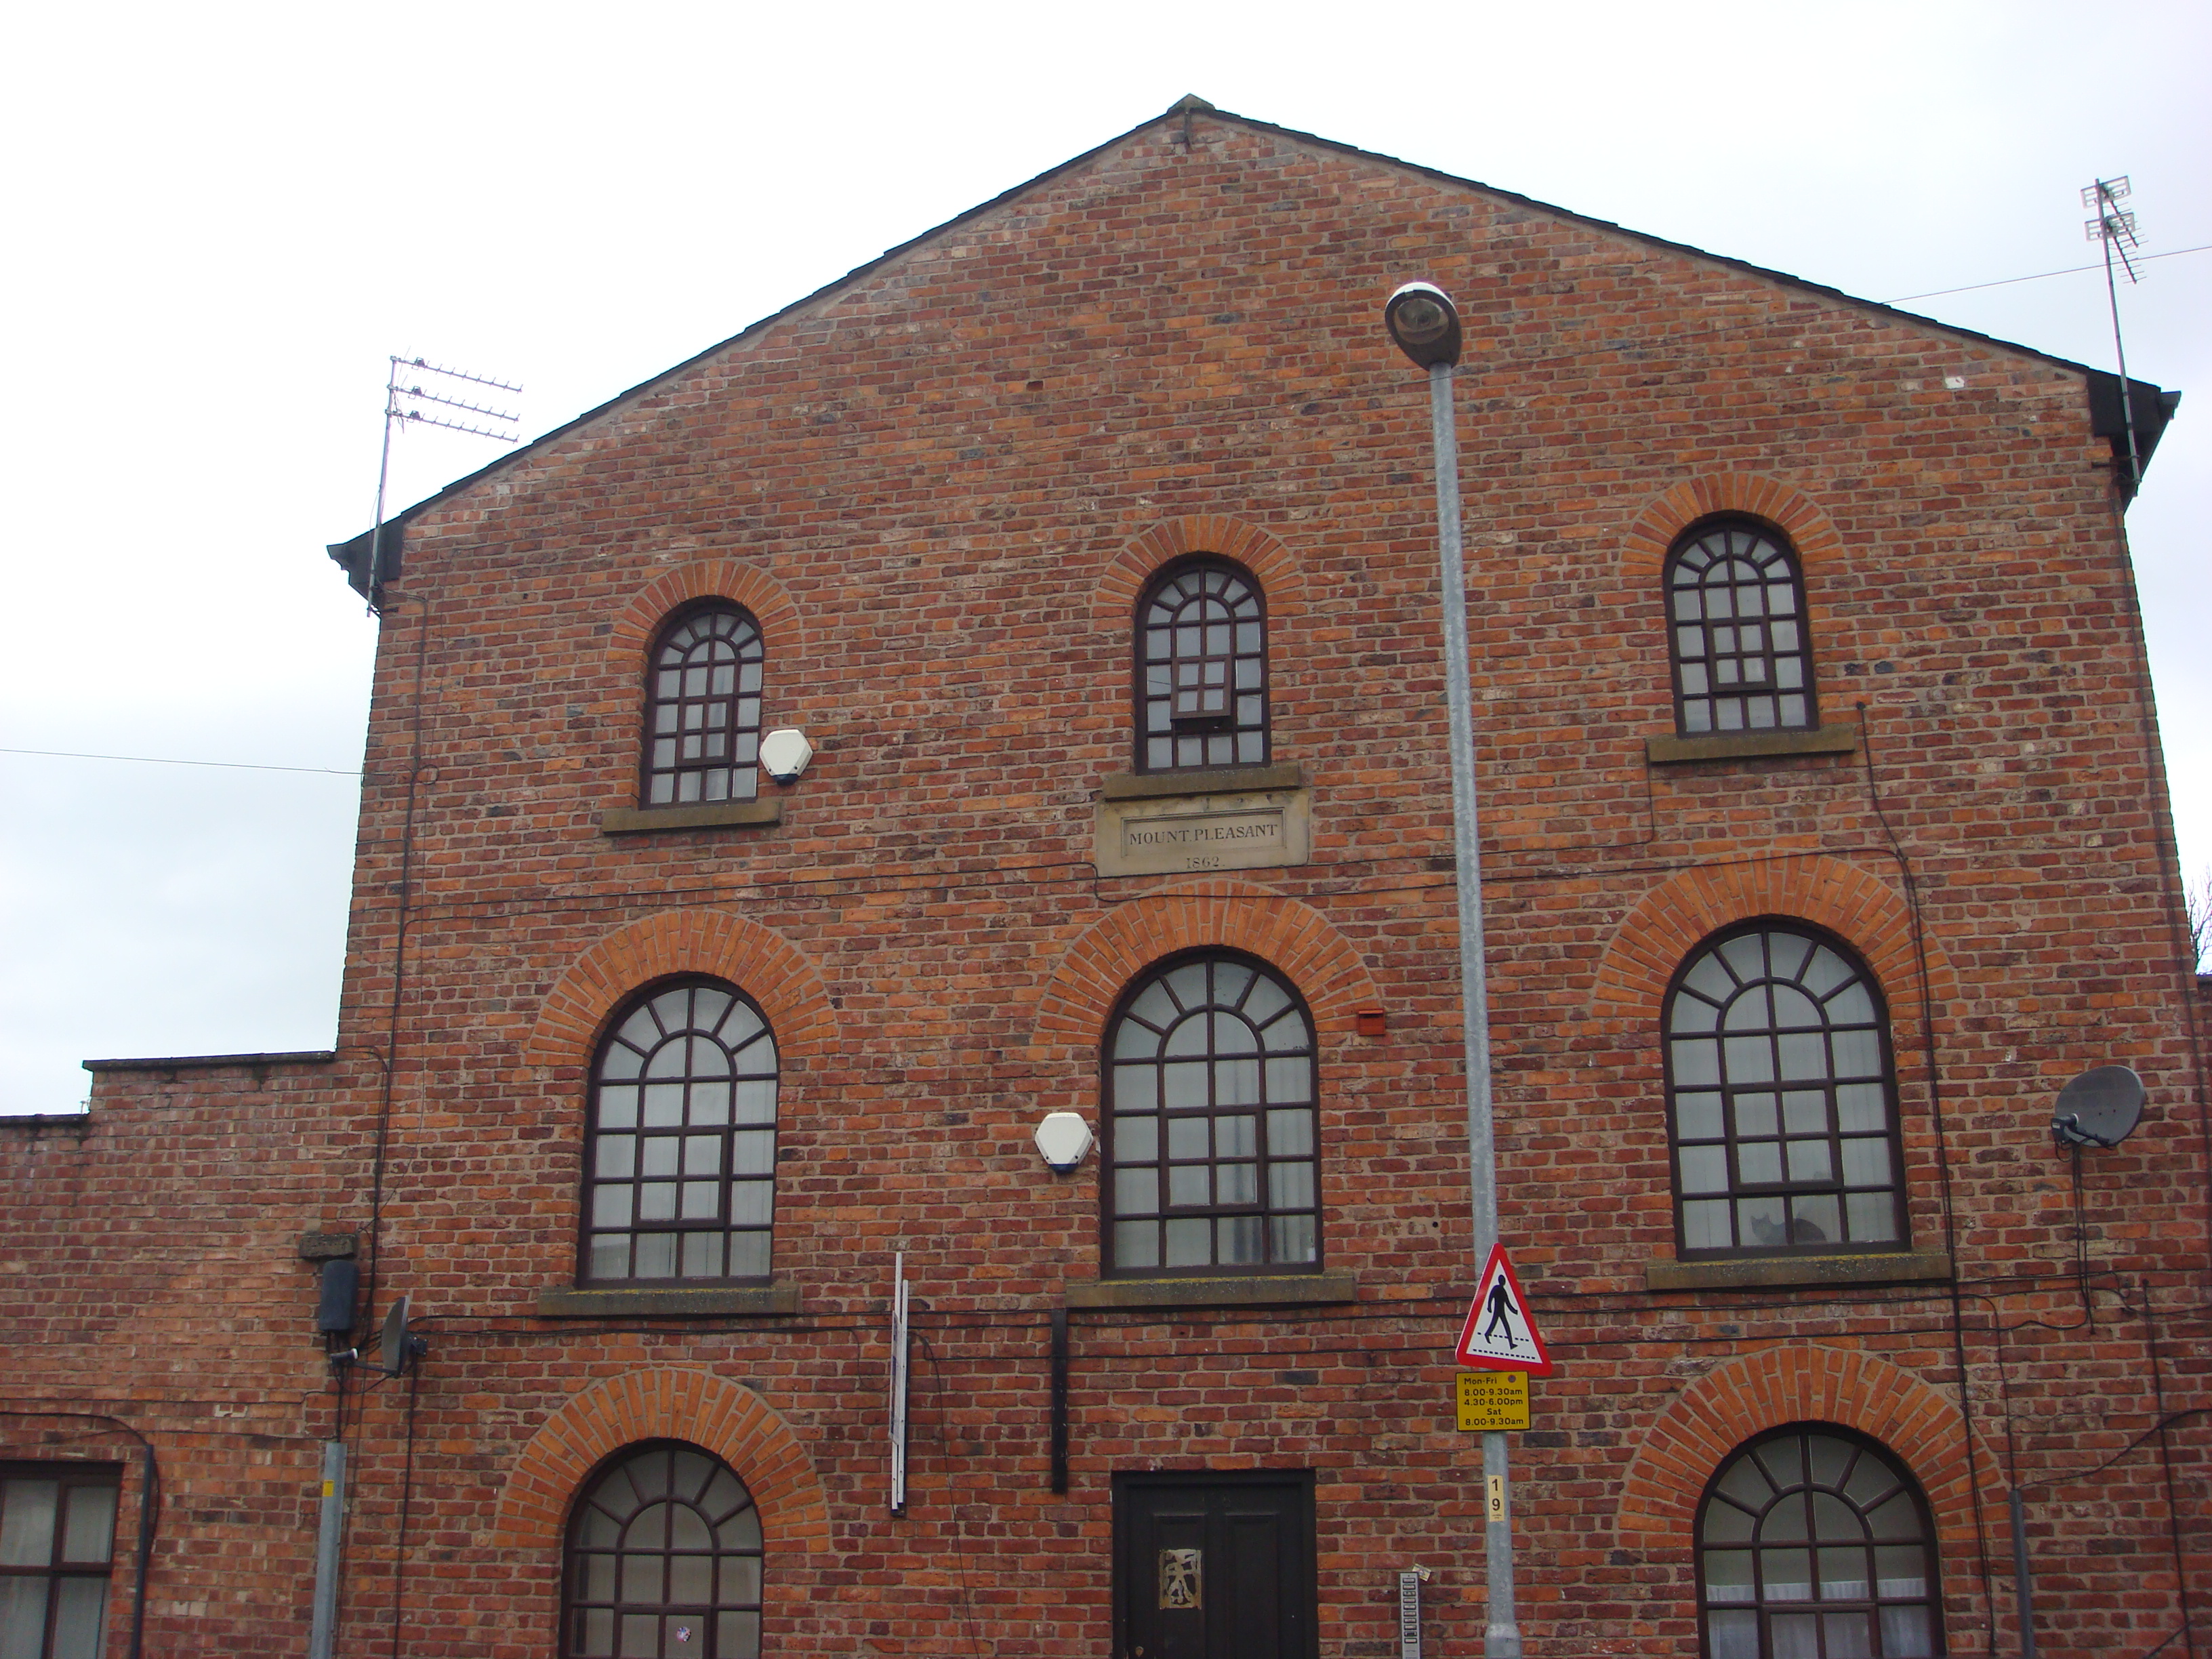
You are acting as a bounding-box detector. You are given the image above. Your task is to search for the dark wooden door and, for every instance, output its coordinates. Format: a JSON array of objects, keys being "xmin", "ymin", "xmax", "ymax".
[{"xmin": 1114, "ymin": 1475, "xmax": 1315, "ymax": 1659}]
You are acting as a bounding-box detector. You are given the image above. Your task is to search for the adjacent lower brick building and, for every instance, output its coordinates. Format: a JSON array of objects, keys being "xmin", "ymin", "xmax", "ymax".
[{"xmin": 3, "ymin": 100, "xmax": 2205, "ymax": 1659}]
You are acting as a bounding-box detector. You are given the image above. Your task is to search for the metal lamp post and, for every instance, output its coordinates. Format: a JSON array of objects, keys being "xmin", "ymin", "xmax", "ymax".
[{"xmin": 1385, "ymin": 280, "xmax": 1520, "ymax": 1658}]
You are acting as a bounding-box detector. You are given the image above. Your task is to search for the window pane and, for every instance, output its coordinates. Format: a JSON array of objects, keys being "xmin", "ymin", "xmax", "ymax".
[
  {"xmin": 681, "ymin": 1233, "xmax": 723, "ymax": 1278},
  {"xmin": 1680, "ymin": 1146, "xmax": 1729, "ymax": 1194},
  {"xmin": 1271, "ymin": 1214, "xmax": 1317, "ymax": 1263},
  {"xmin": 1786, "ymin": 1139, "xmax": 1832, "ymax": 1182},
  {"xmin": 590, "ymin": 1237, "xmax": 630, "ymax": 1279},
  {"xmin": 669, "ymin": 1553, "xmax": 713, "ymax": 1603},
  {"xmin": 51, "ymin": 1577, "xmax": 108, "ymax": 1659},
  {"xmin": 729, "ymin": 1183, "xmax": 773, "ymax": 1227},
  {"xmin": 719, "ymin": 1611, "xmax": 762, "ymax": 1659},
  {"xmin": 1841, "ymin": 1138, "xmax": 1890, "ymax": 1185},
  {"xmin": 1115, "ymin": 1221, "xmax": 1159, "ymax": 1269},
  {"xmin": 726, "ymin": 1233, "xmax": 771, "ymax": 1279},
  {"xmin": 1703, "ymin": 1548, "xmax": 1755, "ymax": 1602},
  {"xmin": 1218, "ymin": 1216, "xmax": 1265, "ymax": 1263},
  {"xmin": 1268, "ymin": 1162, "xmax": 1313, "ymax": 1210},
  {"xmin": 1874, "ymin": 1544, "xmax": 1927, "ymax": 1599},
  {"xmin": 1818, "ymin": 1545, "xmax": 1869, "ymax": 1598},
  {"xmin": 1761, "ymin": 1549, "xmax": 1813, "ymax": 1600},
  {"xmin": 1881, "ymin": 1606, "xmax": 1936, "ymax": 1658},
  {"xmin": 61, "ymin": 1483, "xmax": 117, "ymax": 1564},
  {"xmin": 1847, "ymin": 1192, "xmax": 1900, "ymax": 1242},
  {"xmin": 0, "ymin": 1480, "xmax": 59, "ymax": 1565},
  {"xmin": 1706, "ymin": 1609, "xmax": 1758, "ymax": 1659},
  {"xmin": 1115, "ymin": 1169, "xmax": 1158, "ymax": 1215},
  {"xmin": 0, "ymin": 1580, "xmax": 49, "ymax": 1659},
  {"xmin": 1790, "ymin": 1193, "xmax": 1841, "ymax": 1246},
  {"xmin": 1164, "ymin": 1217, "xmax": 1212, "ymax": 1266},
  {"xmin": 1682, "ymin": 1200, "xmax": 1732, "ymax": 1250}
]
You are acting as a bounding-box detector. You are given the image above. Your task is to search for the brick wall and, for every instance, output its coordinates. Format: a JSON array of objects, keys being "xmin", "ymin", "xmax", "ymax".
[{"xmin": 3, "ymin": 106, "xmax": 2205, "ymax": 1656}]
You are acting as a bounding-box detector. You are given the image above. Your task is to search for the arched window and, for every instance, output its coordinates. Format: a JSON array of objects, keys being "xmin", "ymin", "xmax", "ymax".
[
  {"xmin": 1664, "ymin": 519, "xmax": 1814, "ymax": 735},
  {"xmin": 1664, "ymin": 923, "xmax": 1905, "ymax": 1256},
  {"xmin": 1103, "ymin": 952, "xmax": 1317, "ymax": 1275},
  {"xmin": 563, "ymin": 1441, "xmax": 764, "ymax": 1659},
  {"xmin": 1697, "ymin": 1426, "xmax": 1941, "ymax": 1658},
  {"xmin": 642, "ymin": 604, "xmax": 765, "ymax": 807},
  {"xmin": 584, "ymin": 979, "xmax": 778, "ymax": 1284},
  {"xmin": 1136, "ymin": 558, "xmax": 1268, "ymax": 771}
]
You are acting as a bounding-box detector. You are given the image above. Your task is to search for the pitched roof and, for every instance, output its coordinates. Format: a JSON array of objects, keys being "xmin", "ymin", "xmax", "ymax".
[{"xmin": 330, "ymin": 98, "xmax": 2178, "ymax": 597}]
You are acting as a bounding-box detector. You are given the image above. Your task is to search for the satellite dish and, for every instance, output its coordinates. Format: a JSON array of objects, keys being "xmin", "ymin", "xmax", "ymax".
[
  {"xmin": 377, "ymin": 1295, "xmax": 415, "ymax": 1376},
  {"xmin": 2052, "ymin": 1065, "xmax": 2146, "ymax": 1150}
]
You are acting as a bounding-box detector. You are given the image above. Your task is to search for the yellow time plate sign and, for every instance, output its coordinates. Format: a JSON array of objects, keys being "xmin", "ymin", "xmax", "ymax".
[{"xmin": 1455, "ymin": 1370, "xmax": 1530, "ymax": 1431}]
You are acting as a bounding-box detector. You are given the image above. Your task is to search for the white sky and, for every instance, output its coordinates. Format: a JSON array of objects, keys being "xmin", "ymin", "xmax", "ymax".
[{"xmin": 2, "ymin": 0, "xmax": 2206, "ymax": 1111}]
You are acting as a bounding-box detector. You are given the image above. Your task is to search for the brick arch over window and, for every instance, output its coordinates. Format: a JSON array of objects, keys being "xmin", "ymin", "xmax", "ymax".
[
  {"xmin": 1586, "ymin": 855, "xmax": 1956, "ymax": 1028},
  {"xmin": 611, "ymin": 559, "xmax": 803, "ymax": 673},
  {"xmin": 526, "ymin": 910, "xmax": 837, "ymax": 1069},
  {"xmin": 1622, "ymin": 474, "xmax": 1845, "ymax": 580},
  {"xmin": 491, "ymin": 1368, "xmax": 830, "ymax": 1561},
  {"xmin": 1094, "ymin": 516, "xmax": 1309, "ymax": 628},
  {"xmin": 1028, "ymin": 881, "xmax": 1379, "ymax": 1060},
  {"xmin": 1614, "ymin": 1344, "xmax": 2001, "ymax": 1565}
]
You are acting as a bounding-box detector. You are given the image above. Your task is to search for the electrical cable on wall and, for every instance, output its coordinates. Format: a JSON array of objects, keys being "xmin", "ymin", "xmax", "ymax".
[{"xmin": 1858, "ymin": 703, "xmax": 1999, "ymax": 1652}]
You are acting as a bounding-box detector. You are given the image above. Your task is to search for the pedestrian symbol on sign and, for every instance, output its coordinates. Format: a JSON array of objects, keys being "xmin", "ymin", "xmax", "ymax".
[{"xmin": 1454, "ymin": 1242, "xmax": 1553, "ymax": 1374}]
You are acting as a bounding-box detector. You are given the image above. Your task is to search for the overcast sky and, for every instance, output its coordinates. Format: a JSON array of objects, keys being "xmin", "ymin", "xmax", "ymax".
[{"xmin": 2, "ymin": 1, "xmax": 2206, "ymax": 1111}]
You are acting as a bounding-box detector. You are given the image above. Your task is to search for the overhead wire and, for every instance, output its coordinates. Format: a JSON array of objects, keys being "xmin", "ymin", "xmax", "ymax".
[{"xmin": 0, "ymin": 745, "xmax": 361, "ymax": 776}]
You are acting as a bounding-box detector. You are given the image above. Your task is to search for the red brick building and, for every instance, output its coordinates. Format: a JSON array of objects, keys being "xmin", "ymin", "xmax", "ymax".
[{"xmin": 3, "ymin": 100, "xmax": 2205, "ymax": 1659}]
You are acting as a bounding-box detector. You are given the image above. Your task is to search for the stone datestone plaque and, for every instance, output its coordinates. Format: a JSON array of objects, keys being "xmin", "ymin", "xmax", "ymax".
[{"xmin": 1094, "ymin": 788, "xmax": 1311, "ymax": 877}]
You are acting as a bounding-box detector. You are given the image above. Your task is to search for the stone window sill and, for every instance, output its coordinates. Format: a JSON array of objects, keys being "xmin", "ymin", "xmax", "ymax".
[
  {"xmin": 598, "ymin": 800, "xmax": 782, "ymax": 834},
  {"xmin": 1100, "ymin": 762, "xmax": 1306, "ymax": 802},
  {"xmin": 1645, "ymin": 723, "xmax": 1860, "ymax": 765},
  {"xmin": 1645, "ymin": 1250, "xmax": 1952, "ymax": 1293},
  {"xmin": 535, "ymin": 1284, "xmax": 800, "ymax": 1317},
  {"xmin": 1065, "ymin": 1270, "xmax": 1357, "ymax": 1310}
]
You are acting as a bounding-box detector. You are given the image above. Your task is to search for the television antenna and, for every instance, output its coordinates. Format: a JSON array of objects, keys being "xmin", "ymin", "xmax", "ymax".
[
  {"xmin": 364, "ymin": 356, "xmax": 523, "ymax": 613},
  {"xmin": 2082, "ymin": 176, "xmax": 2146, "ymax": 497}
]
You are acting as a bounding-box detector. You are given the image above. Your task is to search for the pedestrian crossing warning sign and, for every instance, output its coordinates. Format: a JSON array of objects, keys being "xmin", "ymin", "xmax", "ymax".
[{"xmin": 1453, "ymin": 1242, "xmax": 1553, "ymax": 1374}]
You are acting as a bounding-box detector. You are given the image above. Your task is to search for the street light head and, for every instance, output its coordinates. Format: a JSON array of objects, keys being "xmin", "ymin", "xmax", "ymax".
[{"xmin": 1386, "ymin": 281, "xmax": 1462, "ymax": 369}]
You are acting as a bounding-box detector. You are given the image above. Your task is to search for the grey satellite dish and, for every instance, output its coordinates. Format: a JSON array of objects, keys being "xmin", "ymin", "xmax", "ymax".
[
  {"xmin": 2051, "ymin": 1065, "xmax": 2146, "ymax": 1150},
  {"xmin": 375, "ymin": 1294, "xmax": 419, "ymax": 1377}
]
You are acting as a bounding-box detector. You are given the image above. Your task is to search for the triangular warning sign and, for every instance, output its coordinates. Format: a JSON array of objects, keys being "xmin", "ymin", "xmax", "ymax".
[{"xmin": 1453, "ymin": 1242, "xmax": 1553, "ymax": 1374}]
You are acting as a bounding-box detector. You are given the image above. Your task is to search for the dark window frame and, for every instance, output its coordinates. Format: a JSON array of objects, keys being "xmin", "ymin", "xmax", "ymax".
[
  {"xmin": 1101, "ymin": 949, "xmax": 1322, "ymax": 1278},
  {"xmin": 1134, "ymin": 556, "xmax": 1271, "ymax": 773},
  {"xmin": 1662, "ymin": 920, "xmax": 1910, "ymax": 1261},
  {"xmin": 1664, "ymin": 516, "xmax": 1818, "ymax": 738},
  {"xmin": 1694, "ymin": 1423, "xmax": 1944, "ymax": 1658},
  {"xmin": 0, "ymin": 1460, "xmax": 122, "ymax": 1659},
  {"xmin": 580, "ymin": 977, "xmax": 779, "ymax": 1288},
  {"xmin": 640, "ymin": 601, "xmax": 766, "ymax": 809},
  {"xmin": 560, "ymin": 1439, "xmax": 764, "ymax": 1659}
]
